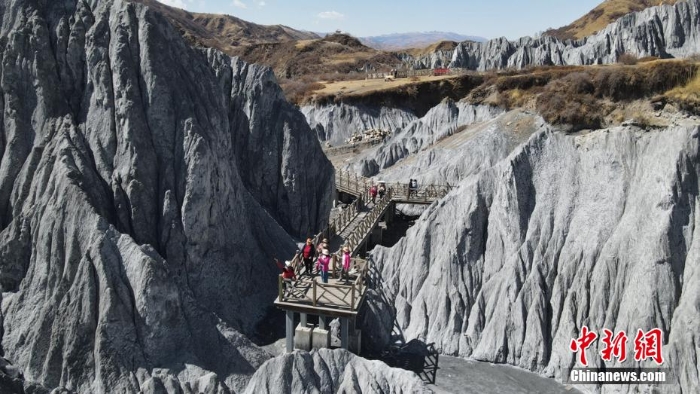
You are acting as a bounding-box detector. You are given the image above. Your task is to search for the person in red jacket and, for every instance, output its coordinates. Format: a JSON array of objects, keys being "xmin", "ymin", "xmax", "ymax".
[
  {"xmin": 301, "ymin": 238, "xmax": 316, "ymax": 276},
  {"xmin": 370, "ymin": 184, "xmax": 378, "ymax": 204},
  {"xmin": 274, "ymin": 258, "xmax": 297, "ymax": 281}
]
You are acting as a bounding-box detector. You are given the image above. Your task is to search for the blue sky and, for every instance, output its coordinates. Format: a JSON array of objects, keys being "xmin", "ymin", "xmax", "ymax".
[{"xmin": 160, "ymin": 0, "xmax": 605, "ymax": 39}]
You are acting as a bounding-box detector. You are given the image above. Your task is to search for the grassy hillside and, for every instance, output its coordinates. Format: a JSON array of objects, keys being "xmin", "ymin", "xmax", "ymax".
[
  {"xmin": 546, "ymin": 0, "xmax": 683, "ymax": 41},
  {"xmin": 311, "ymin": 60, "xmax": 700, "ymax": 129},
  {"xmin": 130, "ymin": 0, "xmax": 318, "ymax": 52}
]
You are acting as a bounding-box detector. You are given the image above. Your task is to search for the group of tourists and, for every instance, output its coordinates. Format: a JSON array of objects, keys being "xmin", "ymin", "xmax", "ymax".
[
  {"xmin": 369, "ymin": 182, "xmax": 387, "ymax": 204},
  {"xmin": 276, "ymin": 238, "xmax": 353, "ymax": 284}
]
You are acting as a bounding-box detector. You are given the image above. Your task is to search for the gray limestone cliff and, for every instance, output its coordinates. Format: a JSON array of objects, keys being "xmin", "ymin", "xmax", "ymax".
[
  {"xmin": 403, "ymin": 0, "xmax": 700, "ymax": 70},
  {"xmin": 347, "ymin": 101, "xmax": 506, "ymax": 179},
  {"xmin": 302, "ymin": 104, "xmax": 417, "ymax": 146},
  {"xmin": 366, "ymin": 124, "xmax": 700, "ymax": 393},
  {"xmin": 0, "ymin": 0, "xmax": 332, "ymax": 392},
  {"xmin": 243, "ymin": 349, "xmax": 431, "ymax": 394}
]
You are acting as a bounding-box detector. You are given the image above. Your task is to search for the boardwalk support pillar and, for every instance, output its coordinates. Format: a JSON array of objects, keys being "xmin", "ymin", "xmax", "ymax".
[
  {"xmin": 341, "ymin": 317, "xmax": 349, "ymax": 350},
  {"xmin": 313, "ymin": 316, "xmax": 330, "ymax": 349},
  {"xmin": 286, "ymin": 310, "xmax": 295, "ymax": 353},
  {"xmin": 385, "ymin": 201, "xmax": 396, "ymax": 225}
]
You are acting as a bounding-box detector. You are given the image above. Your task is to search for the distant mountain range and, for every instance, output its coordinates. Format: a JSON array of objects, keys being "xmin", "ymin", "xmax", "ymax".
[{"xmin": 358, "ymin": 32, "xmax": 487, "ymax": 50}]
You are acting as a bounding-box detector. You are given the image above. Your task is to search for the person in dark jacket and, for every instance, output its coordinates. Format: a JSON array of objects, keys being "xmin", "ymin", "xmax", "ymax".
[{"xmin": 301, "ymin": 238, "xmax": 315, "ymax": 276}]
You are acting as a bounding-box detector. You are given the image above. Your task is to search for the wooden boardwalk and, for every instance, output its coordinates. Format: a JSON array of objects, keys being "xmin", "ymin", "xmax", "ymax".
[
  {"xmin": 336, "ymin": 170, "xmax": 452, "ymax": 205},
  {"xmin": 276, "ymin": 170, "xmax": 452, "ymax": 315},
  {"xmin": 275, "ymin": 259, "xmax": 369, "ymax": 318}
]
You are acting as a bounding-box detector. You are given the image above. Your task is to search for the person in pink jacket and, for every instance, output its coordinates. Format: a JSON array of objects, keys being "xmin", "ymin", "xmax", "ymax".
[
  {"xmin": 341, "ymin": 246, "xmax": 352, "ymax": 282},
  {"xmin": 317, "ymin": 249, "xmax": 331, "ymax": 283}
]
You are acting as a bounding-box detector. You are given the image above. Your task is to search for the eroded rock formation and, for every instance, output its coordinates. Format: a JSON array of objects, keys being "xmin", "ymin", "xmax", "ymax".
[
  {"xmin": 403, "ymin": 0, "xmax": 700, "ymax": 70},
  {"xmin": 302, "ymin": 104, "xmax": 417, "ymax": 146},
  {"xmin": 0, "ymin": 0, "xmax": 332, "ymax": 392},
  {"xmin": 244, "ymin": 349, "xmax": 431, "ymax": 394},
  {"xmin": 367, "ymin": 124, "xmax": 700, "ymax": 393}
]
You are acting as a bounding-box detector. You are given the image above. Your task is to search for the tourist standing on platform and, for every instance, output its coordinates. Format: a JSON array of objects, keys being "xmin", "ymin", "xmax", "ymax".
[
  {"xmin": 378, "ymin": 182, "xmax": 386, "ymax": 199},
  {"xmin": 409, "ymin": 179, "xmax": 418, "ymax": 198},
  {"xmin": 301, "ymin": 238, "xmax": 315, "ymax": 276},
  {"xmin": 317, "ymin": 249, "xmax": 331, "ymax": 283},
  {"xmin": 274, "ymin": 258, "xmax": 297, "ymax": 281},
  {"xmin": 369, "ymin": 184, "xmax": 378, "ymax": 204},
  {"xmin": 341, "ymin": 246, "xmax": 352, "ymax": 282},
  {"xmin": 317, "ymin": 238, "xmax": 329, "ymax": 255}
]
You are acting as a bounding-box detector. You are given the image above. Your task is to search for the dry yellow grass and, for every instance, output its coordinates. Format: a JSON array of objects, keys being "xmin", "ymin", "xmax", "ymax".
[
  {"xmin": 665, "ymin": 67, "xmax": 700, "ymax": 102},
  {"xmin": 313, "ymin": 75, "xmax": 456, "ymax": 97},
  {"xmin": 325, "ymin": 52, "xmax": 376, "ymax": 65},
  {"xmin": 295, "ymin": 40, "xmax": 316, "ymax": 49}
]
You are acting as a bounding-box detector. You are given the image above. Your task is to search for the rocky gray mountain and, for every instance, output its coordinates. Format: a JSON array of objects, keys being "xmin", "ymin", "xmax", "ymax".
[
  {"xmin": 0, "ymin": 0, "xmax": 333, "ymax": 392},
  {"xmin": 302, "ymin": 104, "xmax": 418, "ymax": 146},
  {"xmin": 345, "ymin": 101, "xmax": 506, "ymax": 179},
  {"xmin": 244, "ymin": 349, "xmax": 431, "ymax": 394},
  {"xmin": 402, "ymin": 0, "xmax": 700, "ymax": 70},
  {"xmin": 364, "ymin": 123, "xmax": 700, "ymax": 393},
  {"xmin": 353, "ymin": 109, "xmax": 540, "ymax": 188}
]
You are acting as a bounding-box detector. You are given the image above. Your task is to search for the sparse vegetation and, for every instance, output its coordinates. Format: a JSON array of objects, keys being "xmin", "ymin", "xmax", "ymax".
[
  {"xmin": 665, "ymin": 68, "xmax": 700, "ymax": 111},
  {"xmin": 279, "ymin": 79, "xmax": 325, "ymax": 103},
  {"xmin": 618, "ymin": 53, "xmax": 639, "ymax": 65},
  {"xmin": 308, "ymin": 59, "xmax": 699, "ymax": 129}
]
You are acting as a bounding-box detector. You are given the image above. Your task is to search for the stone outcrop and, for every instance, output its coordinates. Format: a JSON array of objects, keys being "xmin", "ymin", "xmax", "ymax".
[
  {"xmin": 348, "ymin": 101, "xmax": 506, "ymax": 178},
  {"xmin": 354, "ymin": 109, "xmax": 542, "ymax": 188},
  {"xmin": 367, "ymin": 124, "xmax": 700, "ymax": 393},
  {"xmin": 243, "ymin": 349, "xmax": 431, "ymax": 394},
  {"xmin": 0, "ymin": 0, "xmax": 332, "ymax": 392},
  {"xmin": 402, "ymin": 0, "xmax": 700, "ymax": 70},
  {"xmin": 302, "ymin": 104, "xmax": 417, "ymax": 146}
]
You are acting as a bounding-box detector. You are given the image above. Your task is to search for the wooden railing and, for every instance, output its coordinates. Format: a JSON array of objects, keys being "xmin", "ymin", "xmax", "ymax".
[
  {"xmin": 288, "ymin": 191, "xmax": 367, "ymax": 278},
  {"xmin": 278, "ymin": 258, "xmax": 370, "ymax": 310},
  {"xmin": 336, "ymin": 170, "xmax": 372, "ymax": 197},
  {"xmin": 344, "ymin": 190, "xmax": 393, "ymax": 252},
  {"xmin": 336, "ymin": 169, "xmax": 453, "ymax": 203}
]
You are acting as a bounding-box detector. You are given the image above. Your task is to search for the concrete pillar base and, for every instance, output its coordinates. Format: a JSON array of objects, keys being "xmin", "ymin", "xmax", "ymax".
[
  {"xmin": 312, "ymin": 328, "xmax": 331, "ymax": 349},
  {"xmin": 295, "ymin": 324, "xmax": 314, "ymax": 351}
]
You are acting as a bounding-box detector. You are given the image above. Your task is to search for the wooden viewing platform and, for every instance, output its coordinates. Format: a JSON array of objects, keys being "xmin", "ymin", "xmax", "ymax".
[
  {"xmin": 274, "ymin": 258, "xmax": 369, "ymax": 318},
  {"xmin": 275, "ymin": 169, "xmax": 453, "ymax": 353}
]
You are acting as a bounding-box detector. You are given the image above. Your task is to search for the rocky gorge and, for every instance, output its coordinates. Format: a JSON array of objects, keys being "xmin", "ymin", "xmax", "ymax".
[{"xmin": 1, "ymin": 0, "xmax": 700, "ymax": 393}]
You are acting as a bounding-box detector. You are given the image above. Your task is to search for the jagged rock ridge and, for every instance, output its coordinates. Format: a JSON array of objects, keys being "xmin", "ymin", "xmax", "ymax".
[
  {"xmin": 348, "ymin": 101, "xmax": 506, "ymax": 178},
  {"xmin": 0, "ymin": 0, "xmax": 332, "ymax": 392},
  {"xmin": 302, "ymin": 104, "xmax": 418, "ymax": 146},
  {"xmin": 243, "ymin": 349, "xmax": 431, "ymax": 394},
  {"xmin": 367, "ymin": 124, "xmax": 700, "ymax": 393},
  {"xmin": 402, "ymin": 0, "xmax": 700, "ymax": 70}
]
